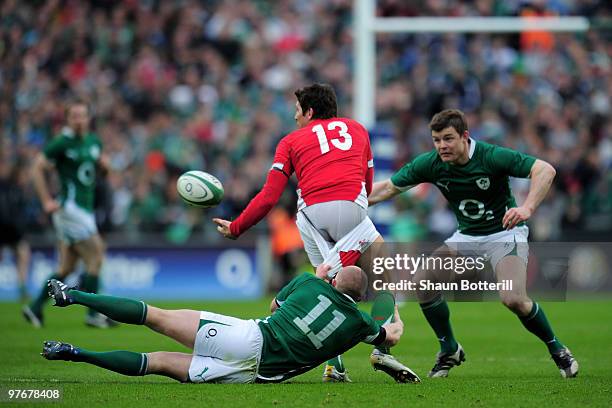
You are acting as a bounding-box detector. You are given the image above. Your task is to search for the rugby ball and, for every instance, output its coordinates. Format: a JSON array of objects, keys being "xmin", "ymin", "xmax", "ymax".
[{"xmin": 176, "ymin": 171, "xmax": 224, "ymax": 208}]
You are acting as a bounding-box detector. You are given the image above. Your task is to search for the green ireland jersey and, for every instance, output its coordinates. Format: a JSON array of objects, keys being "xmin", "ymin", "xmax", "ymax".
[
  {"xmin": 43, "ymin": 128, "xmax": 102, "ymax": 212},
  {"xmin": 390, "ymin": 139, "xmax": 536, "ymax": 236},
  {"xmin": 257, "ymin": 273, "xmax": 383, "ymax": 382}
]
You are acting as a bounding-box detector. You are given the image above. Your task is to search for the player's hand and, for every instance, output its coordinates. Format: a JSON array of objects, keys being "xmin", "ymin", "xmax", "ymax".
[
  {"xmin": 212, "ymin": 218, "xmax": 237, "ymax": 240},
  {"xmin": 315, "ymin": 264, "xmax": 332, "ymax": 281},
  {"xmin": 42, "ymin": 199, "xmax": 60, "ymax": 214},
  {"xmin": 393, "ymin": 305, "xmax": 403, "ymax": 325},
  {"xmin": 502, "ymin": 206, "xmax": 532, "ymax": 230}
]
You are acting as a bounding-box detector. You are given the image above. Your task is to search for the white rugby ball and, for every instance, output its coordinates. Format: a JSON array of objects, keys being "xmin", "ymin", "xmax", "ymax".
[{"xmin": 176, "ymin": 170, "xmax": 224, "ymax": 208}]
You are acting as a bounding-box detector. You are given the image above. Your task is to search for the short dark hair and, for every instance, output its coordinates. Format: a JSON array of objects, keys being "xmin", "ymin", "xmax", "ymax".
[
  {"xmin": 65, "ymin": 99, "xmax": 89, "ymax": 118},
  {"xmin": 429, "ymin": 109, "xmax": 468, "ymax": 136},
  {"xmin": 294, "ymin": 83, "xmax": 338, "ymax": 119}
]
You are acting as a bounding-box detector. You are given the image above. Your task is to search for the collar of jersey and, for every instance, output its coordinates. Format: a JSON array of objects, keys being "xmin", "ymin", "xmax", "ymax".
[
  {"xmin": 340, "ymin": 292, "xmax": 357, "ymax": 304},
  {"xmin": 443, "ymin": 138, "xmax": 477, "ymax": 168},
  {"xmin": 468, "ymin": 137, "xmax": 476, "ymax": 159},
  {"xmin": 61, "ymin": 126, "xmax": 75, "ymax": 138}
]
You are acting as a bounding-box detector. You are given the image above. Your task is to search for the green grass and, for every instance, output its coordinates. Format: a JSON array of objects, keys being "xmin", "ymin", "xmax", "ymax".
[{"xmin": 1, "ymin": 299, "xmax": 611, "ymax": 407}]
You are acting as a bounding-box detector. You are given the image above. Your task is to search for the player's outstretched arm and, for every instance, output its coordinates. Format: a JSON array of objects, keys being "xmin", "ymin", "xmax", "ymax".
[
  {"xmin": 213, "ymin": 169, "xmax": 289, "ymax": 239},
  {"xmin": 503, "ymin": 159, "xmax": 556, "ymax": 230},
  {"xmin": 368, "ymin": 179, "xmax": 403, "ymax": 206},
  {"xmin": 31, "ymin": 153, "xmax": 59, "ymax": 214},
  {"xmin": 380, "ymin": 305, "xmax": 404, "ymax": 347}
]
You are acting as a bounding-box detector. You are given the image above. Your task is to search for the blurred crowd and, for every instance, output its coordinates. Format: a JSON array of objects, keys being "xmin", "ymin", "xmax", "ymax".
[{"xmin": 1, "ymin": 0, "xmax": 610, "ymax": 245}]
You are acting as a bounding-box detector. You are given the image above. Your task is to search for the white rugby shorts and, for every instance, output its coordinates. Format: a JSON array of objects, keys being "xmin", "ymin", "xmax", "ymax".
[
  {"xmin": 188, "ymin": 311, "xmax": 263, "ymax": 384},
  {"xmin": 296, "ymin": 201, "xmax": 381, "ymax": 278},
  {"xmin": 51, "ymin": 201, "xmax": 98, "ymax": 244},
  {"xmin": 445, "ymin": 225, "xmax": 529, "ymax": 271}
]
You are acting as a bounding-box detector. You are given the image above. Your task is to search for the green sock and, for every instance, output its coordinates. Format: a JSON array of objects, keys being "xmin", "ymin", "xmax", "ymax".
[
  {"xmin": 30, "ymin": 273, "xmax": 61, "ymax": 313},
  {"xmin": 420, "ymin": 295, "xmax": 458, "ymax": 354},
  {"xmin": 69, "ymin": 290, "xmax": 148, "ymax": 325},
  {"xmin": 71, "ymin": 349, "xmax": 148, "ymax": 376},
  {"xmin": 371, "ymin": 291, "xmax": 395, "ymax": 354},
  {"xmin": 519, "ymin": 302, "xmax": 564, "ymax": 353},
  {"xmin": 80, "ymin": 273, "xmax": 100, "ymax": 317},
  {"xmin": 326, "ymin": 355, "xmax": 345, "ymax": 372}
]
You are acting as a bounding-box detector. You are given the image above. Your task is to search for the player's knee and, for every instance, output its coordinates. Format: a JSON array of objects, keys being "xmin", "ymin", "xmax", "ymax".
[
  {"xmin": 89, "ymin": 261, "xmax": 102, "ymax": 274},
  {"xmin": 412, "ymin": 268, "xmax": 431, "ymax": 285},
  {"xmin": 147, "ymin": 352, "xmax": 190, "ymax": 382},
  {"xmin": 413, "ymin": 270, "xmax": 443, "ymax": 302},
  {"xmin": 500, "ymin": 294, "xmax": 529, "ymax": 314},
  {"xmin": 85, "ymin": 255, "xmax": 103, "ymax": 274},
  {"xmin": 83, "ymin": 262, "xmax": 100, "ymax": 275},
  {"xmin": 97, "ymin": 239, "xmax": 107, "ymax": 254},
  {"xmin": 57, "ymin": 264, "xmax": 73, "ymax": 277},
  {"xmin": 84, "ymin": 239, "xmax": 105, "ymax": 273},
  {"xmin": 415, "ymin": 288, "xmax": 441, "ymax": 304},
  {"xmin": 145, "ymin": 308, "xmax": 182, "ymax": 338},
  {"xmin": 16, "ymin": 241, "xmax": 30, "ymax": 257}
]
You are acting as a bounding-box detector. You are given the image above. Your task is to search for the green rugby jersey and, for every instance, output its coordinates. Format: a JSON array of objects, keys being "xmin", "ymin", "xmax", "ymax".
[
  {"xmin": 256, "ymin": 273, "xmax": 382, "ymax": 382},
  {"xmin": 391, "ymin": 139, "xmax": 536, "ymax": 236},
  {"xmin": 43, "ymin": 128, "xmax": 102, "ymax": 213}
]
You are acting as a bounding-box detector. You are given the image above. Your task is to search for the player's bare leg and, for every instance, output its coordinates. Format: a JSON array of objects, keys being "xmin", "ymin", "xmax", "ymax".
[
  {"xmin": 72, "ymin": 234, "xmax": 117, "ymax": 327},
  {"xmin": 413, "ymin": 245, "xmax": 465, "ymax": 378},
  {"xmin": 23, "ymin": 241, "xmax": 78, "ymax": 328},
  {"xmin": 41, "ymin": 341, "xmax": 192, "ymax": 382},
  {"xmin": 357, "ymin": 235, "xmax": 388, "ymax": 293},
  {"xmin": 72, "ymin": 235, "xmax": 104, "ymax": 318},
  {"xmin": 495, "ymin": 255, "xmax": 532, "ymax": 315},
  {"xmin": 144, "ymin": 307, "xmax": 200, "ymax": 349},
  {"xmin": 57, "ymin": 241, "xmax": 81, "ymax": 278},
  {"xmin": 496, "ymin": 254, "xmax": 578, "ymax": 378},
  {"xmin": 47, "ymin": 278, "xmax": 201, "ymax": 349},
  {"xmin": 144, "ymin": 352, "xmax": 192, "ymax": 381},
  {"xmin": 15, "ymin": 240, "xmax": 31, "ymax": 302},
  {"xmin": 72, "ymin": 234, "xmax": 105, "ymax": 278}
]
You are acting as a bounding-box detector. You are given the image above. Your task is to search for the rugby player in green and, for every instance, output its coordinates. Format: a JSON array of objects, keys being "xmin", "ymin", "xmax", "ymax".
[
  {"xmin": 368, "ymin": 109, "xmax": 578, "ymax": 378},
  {"xmin": 23, "ymin": 101, "xmax": 115, "ymax": 329},
  {"xmin": 41, "ymin": 264, "xmax": 420, "ymax": 383}
]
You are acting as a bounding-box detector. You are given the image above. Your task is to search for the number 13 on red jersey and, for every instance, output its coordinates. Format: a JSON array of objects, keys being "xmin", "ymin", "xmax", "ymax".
[{"xmin": 312, "ymin": 121, "xmax": 353, "ymax": 154}]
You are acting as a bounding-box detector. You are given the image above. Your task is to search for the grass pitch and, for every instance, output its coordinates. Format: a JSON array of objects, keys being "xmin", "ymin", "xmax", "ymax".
[{"xmin": 1, "ymin": 299, "xmax": 611, "ymax": 407}]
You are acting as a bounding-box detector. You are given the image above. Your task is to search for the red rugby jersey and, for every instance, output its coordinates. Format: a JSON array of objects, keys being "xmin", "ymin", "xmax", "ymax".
[{"xmin": 230, "ymin": 117, "xmax": 373, "ymax": 237}]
